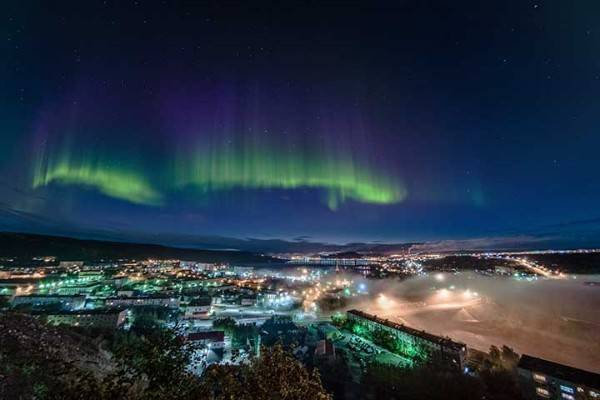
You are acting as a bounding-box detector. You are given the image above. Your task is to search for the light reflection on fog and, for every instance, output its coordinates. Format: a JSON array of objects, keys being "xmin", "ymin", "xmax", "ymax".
[{"xmin": 333, "ymin": 272, "xmax": 600, "ymax": 373}]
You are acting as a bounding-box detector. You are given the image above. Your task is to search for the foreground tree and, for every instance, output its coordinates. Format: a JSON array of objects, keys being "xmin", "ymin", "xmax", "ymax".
[
  {"xmin": 212, "ymin": 316, "xmax": 237, "ymax": 335},
  {"xmin": 198, "ymin": 344, "xmax": 332, "ymax": 400},
  {"xmin": 477, "ymin": 345, "xmax": 522, "ymax": 400},
  {"xmin": 1, "ymin": 313, "xmax": 330, "ymax": 400},
  {"xmin": 360, "ymin": 361, "xmax": 484, "ymax": 400},
  {"xmin": 311, "ymin": 350, "xmax": 355, "ymax": 400},
  {"xmin": 0, "ymin": 312, "xmax": 138, "ymax": 400}
]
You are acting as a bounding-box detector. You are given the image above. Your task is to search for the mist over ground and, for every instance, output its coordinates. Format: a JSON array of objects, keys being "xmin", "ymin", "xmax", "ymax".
[{"xmin": 331, "ymin": 272, "xmax": 600, "ymax": 372}]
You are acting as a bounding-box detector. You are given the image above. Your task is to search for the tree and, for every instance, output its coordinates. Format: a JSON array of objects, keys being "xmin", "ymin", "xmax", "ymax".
[
  {"xmin": 330, "ymin": 313, "xmax": 346, "ymax": 327},
  {"xmin": 110, "ymin": 324, "xmax": 200, "ymax": 399},
  {"xmin": 370, "ymin": 328, "xmax": 395, "ymax": 351},
  {"xmin": 0, "ymin": 312, "xmax": 138, "ymax": 400},
  {"xmin": 477, "ymin": 345, "xmax": 522, "ymax": 400},
  {"xmin": 488, "ymin": 345, "xmax": 502, "ymax": 365},
  {"xmin": 131, "ymin": 306, "xmax": 178, "ymax": 327},
  {"xmin": 312, "ymin": 350, "xmax": 355, "ymax": 400},
  {"xmin": 212, "ymin": 316, "xmax": 237, "ymax": 335},
  {"xmin": 500, "ymin": 345, "xmax": 520, "ymax": 369},
  {"xmin": 231, "ymin": 323, "xmax": 259, "ymax": 349},
  {"xmin": 198, "ymin": 344, "xmax": 332, "ymax": 400},
  {"xmin": 360, "ymin": 361, "xmax": 484, "ymax": 400},
  {"xmin": 1, "ymin": 313, "xmax": 330, "ymax": 400},
  {"xmin": 0, "ymin": 296, "xmax": 9, "ymax": 309},
  {"xmin": 260, "ymin": 316, "xmax": 306, "ymax": 348}
]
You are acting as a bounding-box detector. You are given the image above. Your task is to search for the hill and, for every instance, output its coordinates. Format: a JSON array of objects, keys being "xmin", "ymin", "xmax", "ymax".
[{"xmin": 0, "ymin": 232, "xmax": 277, "ymax": 264}]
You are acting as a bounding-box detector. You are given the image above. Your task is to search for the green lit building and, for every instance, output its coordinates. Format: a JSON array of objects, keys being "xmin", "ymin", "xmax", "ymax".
[{"xmin": 346, "ymin": 309, "xmax": 467, "ymax": 370}]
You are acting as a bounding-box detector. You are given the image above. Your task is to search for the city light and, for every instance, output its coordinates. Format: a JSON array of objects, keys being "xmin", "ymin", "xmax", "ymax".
[{"xmin": 376, "ymin": 293, "xmax": 396, "ymax": 307}]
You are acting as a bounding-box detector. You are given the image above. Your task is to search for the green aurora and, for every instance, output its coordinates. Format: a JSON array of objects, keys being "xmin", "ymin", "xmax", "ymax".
[
  {"xmin": 32, "ymin": 152, "xmax": 162, "ymax": 206},
  {"xmin": 32, "ymin": 143, "xmax": 406, "ymax": 209},
  {"xmin": 173, "ymin": 144, "xmax": 406, "ymax": 210}
]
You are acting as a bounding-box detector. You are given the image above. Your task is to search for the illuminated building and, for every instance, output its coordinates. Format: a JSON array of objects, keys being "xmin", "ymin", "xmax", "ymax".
[
  {"xmin": 105, "ymin": 295, "xmax": 180, "ymax": 308},
  {"xmin": 11, "ymin": 294, "xmax": 86, "ymax": 310},
  {"xmin": 0, "ymin": 278, "xmax": 40, "ymax": 295},
  {"xmin": 77, "ymin": 270, "xmax": 105, "ymax": 281},
  {"xmin": 240, "ymin": 296, "xmax": 257, "ymax": 306},
  {"xmin": 179, "ymin": 261, "xmax": 217, "ymax": 272},
  {"xmin": 517, "ymin": 354, "xmax": 600, "ymax": 400},
  {"xmin": 44, "ymin": 282, "xmax": 103, "ymax": 296},
  {"xmin": 41, "ymin": 309, "xmax": 127, "ymax": 329},
  {"xmin": 288, "ymin": 257, "xmax": 370, "ymax": 266},
  {"xmin": 187, "ymin": 331, "xmax": 225, "ymax": 348},
  {"xmin": 346, "ymin": 309, "xmax": 467, "ymax": 370},
  {"xmin": 58, "ymin": 261, "xmax": 84, "ymax": 270},
  {"xmin": 182, "ymin": 297, "xmax": 212, "ymax": 319}
]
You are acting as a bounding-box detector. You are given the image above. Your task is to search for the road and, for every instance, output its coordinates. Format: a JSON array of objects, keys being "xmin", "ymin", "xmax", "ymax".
[{"xmin": 514, "ymin": 258, "xmax": 556, "ymax": 278}]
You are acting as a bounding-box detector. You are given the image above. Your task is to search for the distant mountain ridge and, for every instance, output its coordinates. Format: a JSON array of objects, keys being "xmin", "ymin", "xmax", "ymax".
[{"xmin": 0, "ymin": 232, "xmax": 276, "ymax": 264}]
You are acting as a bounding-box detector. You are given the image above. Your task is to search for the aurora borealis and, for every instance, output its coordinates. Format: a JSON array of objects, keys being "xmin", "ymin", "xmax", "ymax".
[
  {"xmin": 2, "ymin": 1, "xmax": 600, "ymax": 245},
  {"xmin": 32, "ymin": 147, "xmax": 162, "ymax": 206},
  {"xmin": 33, "ymin": 159, "xmax": 162, "ymax": 206},
  {"xmin": 31, "ymin": 140, "xmax": 405, "ymax": 210},
  {"xmin": 173, "ymin": 143, "xmax": 406, "ymax": 210}
]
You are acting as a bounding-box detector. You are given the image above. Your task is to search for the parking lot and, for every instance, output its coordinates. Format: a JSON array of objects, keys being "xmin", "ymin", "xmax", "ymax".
[{"xmin": 333, "ymin": 330, "xmax": 413, "ymax": 369}]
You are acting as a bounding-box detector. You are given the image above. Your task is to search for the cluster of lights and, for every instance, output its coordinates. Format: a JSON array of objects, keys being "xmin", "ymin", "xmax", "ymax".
[
  {"xmin": 435, "ymin": 286, "xmax": 479, "ymax": 300},
  {"xmin": 376, "ymin": 293, "xmax": 396, "ymax": 307}
]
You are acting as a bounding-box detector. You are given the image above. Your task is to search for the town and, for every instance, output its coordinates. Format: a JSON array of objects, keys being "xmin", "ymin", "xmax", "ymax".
[{"xmin": 1, "ymin": 253, "xmax": 599, "ymax": 399}]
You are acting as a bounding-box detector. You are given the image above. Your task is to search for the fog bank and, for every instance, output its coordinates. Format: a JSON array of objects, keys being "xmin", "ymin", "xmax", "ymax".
[{"xmin": 337, "ymin": 272, "xmax": 600, "ymax": 372}]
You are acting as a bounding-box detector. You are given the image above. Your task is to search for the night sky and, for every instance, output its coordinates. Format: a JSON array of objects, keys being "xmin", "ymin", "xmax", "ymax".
[{"xmin": 1, "ymin": 1, "xmax": 600, "ymax": 246}]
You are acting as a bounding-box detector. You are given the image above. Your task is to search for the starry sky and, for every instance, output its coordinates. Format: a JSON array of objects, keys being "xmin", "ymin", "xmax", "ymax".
[{"xmin": 1, "ymin": 1, "xmax": 600, "ymax": 247}]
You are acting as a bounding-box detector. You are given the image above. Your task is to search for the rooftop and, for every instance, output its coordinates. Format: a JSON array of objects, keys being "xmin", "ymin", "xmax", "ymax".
[
  {"xmin": 188, "ymin": 297, "xmax": 212, "ymax": 306},
  {"xmin": 187, "ymin": 331, "xmax": 225, "ymax": 342}
]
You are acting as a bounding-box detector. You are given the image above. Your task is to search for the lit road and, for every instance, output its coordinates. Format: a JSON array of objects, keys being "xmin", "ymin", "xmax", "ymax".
[{"xmin": 514, "ymin": 258, "xmax": 557, "ymax": 278}]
